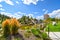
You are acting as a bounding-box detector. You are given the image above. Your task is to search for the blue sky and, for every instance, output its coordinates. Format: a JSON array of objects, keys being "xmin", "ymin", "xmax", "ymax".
[{"xmin": 0, "ymin": 0, "xmax": 60, "ymax": 19}]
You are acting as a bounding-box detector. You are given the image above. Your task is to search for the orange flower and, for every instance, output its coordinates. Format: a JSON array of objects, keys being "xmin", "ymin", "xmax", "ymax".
[
  {"xmin": 2, "ymin": 19, "xmax": 10, "ymax": 28},
  {"xmin": 10, "ymin": 18, "xmax": 20, "ymax": 27},
  {"xmin": 10, "ymin": 18, "xmax": 21, "ymax": 34},
  {"xmin": 2, "ymin": 18, "xmax": 21, "ymax": 35}
]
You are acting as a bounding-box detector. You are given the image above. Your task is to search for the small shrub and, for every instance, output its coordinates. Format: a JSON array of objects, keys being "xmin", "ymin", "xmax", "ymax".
[
  {"xmin": 31, "ymin": 29, "xmax": 41, "ymax": 38},
  {"xmin": 10, "ymin": 18, "xmax": 20, "ymax": 35},
  {"xmin": 2, "ymin": 19, "xmax": 10, "ymax": 37},
  {"xmin": 24, "ymin": 32, "xmax": 31, "ymax": 38},
  {"xmin": 41, "ymin": 32, "xmax": 48, "ymax": 40},
  {"xmin": 2, "ymin": 18, "xmax": 21, "ymax": 37}
]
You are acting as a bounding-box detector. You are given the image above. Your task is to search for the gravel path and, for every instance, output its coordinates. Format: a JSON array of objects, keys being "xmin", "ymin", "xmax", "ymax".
[{"xmin": 18, "ymin": 29, "xmax": 43, "ymax": 40}]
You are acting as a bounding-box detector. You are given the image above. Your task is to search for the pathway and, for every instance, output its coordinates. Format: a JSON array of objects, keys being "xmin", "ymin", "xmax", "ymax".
[
  {"xmin": 18, "ymin": 29, "xmax": 43, "ymax": 40},
  {"xmin": 46, "ymin": 32, "xmax": 60, "ymax": 40}
]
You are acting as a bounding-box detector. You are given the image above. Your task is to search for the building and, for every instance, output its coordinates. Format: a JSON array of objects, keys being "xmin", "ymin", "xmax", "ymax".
[{"xmin": 44, "ymin": 14, "xmax": 49, "ymax": 20}]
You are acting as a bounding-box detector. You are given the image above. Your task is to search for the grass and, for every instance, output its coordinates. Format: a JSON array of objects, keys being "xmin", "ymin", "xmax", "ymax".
[{"xmin": 46, "ymin": 21, "xmax": 60, "ymax": 32}]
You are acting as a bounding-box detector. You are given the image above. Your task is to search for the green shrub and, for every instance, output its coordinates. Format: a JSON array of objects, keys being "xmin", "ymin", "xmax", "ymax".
[
  {"xmin": 24, "ymin": 32, "xmax": 31, "ymax": 38},
  {"xmin": 31, "ymin": 29, "xmax": 41, "ymax": 38},
  {"xmin": 41, "ymin": 32, "xmax": 48, "ymax": 40}
]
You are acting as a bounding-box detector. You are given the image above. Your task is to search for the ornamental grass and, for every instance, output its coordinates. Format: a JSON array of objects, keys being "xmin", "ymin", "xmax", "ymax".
[
  {"xmin": 2, "ymin": 19, "xmax": 10, "ymax": 37},
  {"xmin": 10, "ymin": 18, "xmax": 20, "ymax": 35},
  {"xmin": 2, "ymin": 18, "xmax": 21, "ymax": 37}
]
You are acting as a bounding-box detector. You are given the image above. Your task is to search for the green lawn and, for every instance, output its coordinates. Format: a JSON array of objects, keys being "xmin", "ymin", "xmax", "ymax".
[{"xmin": 46, "ymin": 21, "xmax": 60, "ymax": 32}]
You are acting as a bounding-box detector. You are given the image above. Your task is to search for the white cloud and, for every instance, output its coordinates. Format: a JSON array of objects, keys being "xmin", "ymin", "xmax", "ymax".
[
  {"xmin": 43, "ymin": 9, "xmax": 46, "ymax": 11},
  {"xmin": 44, "ymin": 10, "xmax": 48, "ymax": 14},
  {"xmin": 26, "ymin": 14, "xmax": 34, "ymax": 18},
  {"xmin": 0, "ymin": 0, "xmax": 14, "ymax": 5},
  {"xmin": 13, "ymin": 12, "xmax": 26, "ymax": 19},
  {"xmin": 15, "ymin": 1, "xmax": 19, "ymax": 4},
  {"xmin": 0, "ymin": 4, "xmax": 3, "ymax": 7},
  {"xmin": 0, "ymin": 12, "xmax": 25, "ymax": 19},
  {"xmin": 55, "ymin": 15, "xmax": 60, "ymax": 19},
  {"xmin": 43, "ymin": 9, "xmax": 48, "ymax": 14},
  {"xmin": 0, "ymin": 8, "xmax": 5, "ymax": 11},
  {"xmin": 36, "ymin": 16, "xmax": 44, "ymax": 20},
  {"xmin": 36, "ymin": 9, "xmax": 60, "ymax": 20},
  {"xmin": 0, "ymin": 12, "xmax": 13, "ymax": 17},
  {"xmin": 22, "ymin": 0, "xmax": 39, "ymax": 5},
  {"xmin": 17, "ymin": 12, "xmax": 26, "ymax": 15},
  {"xmin": 0, "ymin": 0, "xmax": 3, "ymax": 2},
  {"xmin": 34, "ymin": 12, "xmax": 39, "ymax": 14},
  {"xmin": 15, "ymin": 12, "xmax": 34, "ymax": 18},
  {"xmin": 48, "ymin": 9, "xmax": 60, "ymax": 18},
  {"xmin": 13, "ymin": 14, "xmax": 22, "ymax": 19},
  {"xmin": 5, "ymin": 0, "xmax": 14, "ymax": 5},
  {"xmin": 1, "ymin": 9, "xmax": 60, "ymax": 20}
]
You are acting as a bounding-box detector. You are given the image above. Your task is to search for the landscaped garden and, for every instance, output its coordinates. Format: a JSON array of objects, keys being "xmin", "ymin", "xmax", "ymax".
[
  {"xmin": 0, "ymin": 14, "xmax": 60, "ymax": 40},
  {"xmin": 0, "ymin": 18, "xmax": 51, "ymax": 40}
]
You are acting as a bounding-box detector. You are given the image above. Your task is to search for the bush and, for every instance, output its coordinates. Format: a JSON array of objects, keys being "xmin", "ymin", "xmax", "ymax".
[
  {"xmin": 2, "ymin": 18, "xmax": 21, "ymax": 37},
  {"xmin": 2, "ymin": 19, "xmax": 10, "ymax": 37},
  {"xmin": 31, "ymin": 29, "xmax": 41, "ymax": 38},
  {"xmin": 41, "ymin": 32, "xmax": 48, "ymax": 40},
  {"xmin": 10, "ymin": 18, "xmax": 20, "ymax": 35},
  {"xmin": 24, "ymin": 32, "xmax": 31, "ymax": 38}
]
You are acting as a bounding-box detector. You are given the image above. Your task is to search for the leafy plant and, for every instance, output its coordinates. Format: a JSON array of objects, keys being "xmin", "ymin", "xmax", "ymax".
[
  {"xmin": 10, "ymin": 18, "xmax": 20, "ymax": 35},
  {"xmin": 41, "ymin": 32, "xmax": 48, "ymax": 40},
  {"xmin": 2, "ymin": 19, "xmax": 10, "ymax": 37},
  {"xmin": 2, "ymin": 18, "xmax": 21, "ymax": 37},
  {"xmin": 24, "ymin": 32, "xmax": 31, "ymax": 38},
  {"xmin": 14, "ymin": 37, "xmax": 21, "ymax": 40},
  {"xmin": 31, "ymin": 29, "xmax": 41, "ymax": 38}
]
